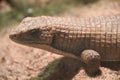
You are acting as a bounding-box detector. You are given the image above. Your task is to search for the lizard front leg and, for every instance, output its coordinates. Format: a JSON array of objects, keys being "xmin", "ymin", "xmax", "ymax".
[{"xmin": 80, "ymin": 49, "xmax": 101, "ymax": 76}]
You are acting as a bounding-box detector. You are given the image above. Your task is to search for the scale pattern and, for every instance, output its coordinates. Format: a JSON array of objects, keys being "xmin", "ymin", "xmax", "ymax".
[
  {"xmin": 10, "ymin": 14, "xmax": 120, "ymax": 61},
  {"xmin": 41, "ymin": 14, "xmax": 120, "ymax": 61}
]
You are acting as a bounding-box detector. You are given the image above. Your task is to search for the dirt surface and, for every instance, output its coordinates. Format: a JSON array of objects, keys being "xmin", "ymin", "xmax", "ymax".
[
  {"xmin": 0, "ymin": 30, "xmax": 62, "ymax": 80},
  {"xmin": 0, "ymin": 0, "xmax": 120, "ymax": 80}
]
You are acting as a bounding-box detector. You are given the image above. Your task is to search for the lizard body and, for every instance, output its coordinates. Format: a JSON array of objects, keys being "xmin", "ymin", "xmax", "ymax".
[{"xmin": 9, "ymin": 14, "xmax": 120, "ymax": 74}]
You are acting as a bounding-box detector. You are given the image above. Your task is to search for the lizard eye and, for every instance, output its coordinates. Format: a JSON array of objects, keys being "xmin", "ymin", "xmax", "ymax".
[{"xmin": 29, "ymin": 29, "xmax": 40, "ymax": 37}]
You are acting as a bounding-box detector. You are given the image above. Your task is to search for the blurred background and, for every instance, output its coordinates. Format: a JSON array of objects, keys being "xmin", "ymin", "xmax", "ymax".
[
  {"xmin": 0, "ymin": 0, "xmax": 120, "ymax": 80},
  {"xmin": 0, "ymin": 0, "xmax": 119, "ymax": 30},
  {"xmin": 0, "ymin": 0, "xmax": 99, "ymax": 30}
]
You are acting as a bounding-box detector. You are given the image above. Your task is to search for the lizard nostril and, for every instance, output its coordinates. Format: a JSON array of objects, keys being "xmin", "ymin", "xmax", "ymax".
[{"xmin": 9, "ymin": 34, "xmax": 17, "ymax": 40}]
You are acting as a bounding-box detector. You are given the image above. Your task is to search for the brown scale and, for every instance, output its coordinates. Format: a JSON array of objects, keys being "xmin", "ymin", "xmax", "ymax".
[
  {"xmin": 117, "ymin": 20, "xmax": 120, "ymax": 60},
  {"xmin": 105, "ymin": 17, "xmax": 113, "ymax": 60},
  {"xmin": 99, "ymin": 16, "xmax": 107, "ymax": 59},
  {"xmin": 110, "ymin": 16, "xmax": 117, "ymax": 60}
]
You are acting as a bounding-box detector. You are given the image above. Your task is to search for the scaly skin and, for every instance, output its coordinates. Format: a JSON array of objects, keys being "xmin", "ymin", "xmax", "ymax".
[{"xmin": 9, "ymin": 14, "xmax": 120, "ymax": 75}]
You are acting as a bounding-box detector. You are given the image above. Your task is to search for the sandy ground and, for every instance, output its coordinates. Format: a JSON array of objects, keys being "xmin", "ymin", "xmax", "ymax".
[{"xmin": 0, "ymin": 0, "xmax": 120, "ymax": 80}]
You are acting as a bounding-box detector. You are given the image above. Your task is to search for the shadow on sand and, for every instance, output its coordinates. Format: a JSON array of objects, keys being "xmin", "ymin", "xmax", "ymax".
[{"xmin": 32, "ymin": 57, "xmax": 120, "ymax": 80}]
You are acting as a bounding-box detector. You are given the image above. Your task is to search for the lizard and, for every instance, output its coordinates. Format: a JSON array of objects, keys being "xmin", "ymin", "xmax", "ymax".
[{"xmin": 9, "ymin": 14, "xmax": 120, "ymax": 75}]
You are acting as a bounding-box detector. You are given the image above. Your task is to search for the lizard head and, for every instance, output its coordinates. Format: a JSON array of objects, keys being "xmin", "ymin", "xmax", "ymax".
[{"xmin": 9, "ymin": 16, "xmax": 54, "ymax": 47}]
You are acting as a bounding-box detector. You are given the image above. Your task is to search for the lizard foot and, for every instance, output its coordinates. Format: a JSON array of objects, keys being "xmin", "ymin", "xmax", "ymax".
[{"xmin": 81, "ymin": 49, "xmax": 101, "ymax": 76}]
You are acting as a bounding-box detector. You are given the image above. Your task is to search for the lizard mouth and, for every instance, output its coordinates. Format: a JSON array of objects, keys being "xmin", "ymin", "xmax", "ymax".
[
  {"xmin": 9, "ymin": 34, "xmax": 18, "ymax": 41},
  {"xmin": 9, "ymin": 34, "xmax": 42, "ymax": 45},
  {"xmin": 9, "ymin": 34, "xmax": 47, "ymax": 49},
  {"xmin": 9, "ymin": 34, "xmax": 33, "ymax": 44}
]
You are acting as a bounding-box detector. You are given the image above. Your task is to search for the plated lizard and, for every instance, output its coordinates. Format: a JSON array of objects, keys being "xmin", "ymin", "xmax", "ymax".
[{"xmin": 9, "ymin": 14, "xmax": 120, "ymax": 74}]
